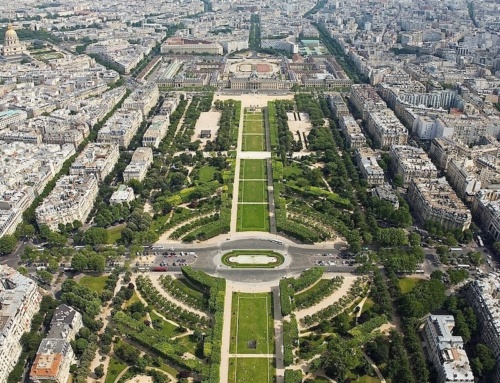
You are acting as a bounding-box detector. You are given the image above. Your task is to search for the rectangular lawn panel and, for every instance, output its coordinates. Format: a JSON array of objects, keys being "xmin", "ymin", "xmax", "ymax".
[
  {"xmin": 242, "ymin": 134, "xmax": 264, "ymax": 151},
  {"xmin": 239, "ymin": 181, "xmax": 267, "ymax": 203},
  {"xmin": 79, "ymin": 275, "xmax": 108, "ymax": 294},
  {"xmin": 243, "ymin": 120, "xmax": 264, "ymax": 134},
  {"xmin": 229, "ymin": 292, "xmax": 275, "ymax": 354},
  {"xmin": 228, "ymin": 357, "xmax": 275, "ymax": 383},
  {"xmin": 240, "ymin": 159, "xmax": 266, "ymax": 179},
  {"xmin": 237, "ymin": 204, "xmax": 269, "ymax": 232}
]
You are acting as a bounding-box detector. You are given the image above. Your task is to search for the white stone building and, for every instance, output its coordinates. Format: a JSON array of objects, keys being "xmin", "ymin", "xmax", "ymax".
[
  {"xmin": 35, "ymin": 174, "xmax": 99, "ymax": 231},
  {"xmin": 0, "ymin": 265, "xmax": 42, "ymax": 383},
  {"xmin": 422, "ymin": 315, "xmax": 474, "ymax": 383}
]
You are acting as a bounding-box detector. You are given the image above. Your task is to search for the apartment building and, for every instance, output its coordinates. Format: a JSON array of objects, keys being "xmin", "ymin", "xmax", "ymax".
[
  {"xmin": 0, "ymin": 109, "xmax": 28, "ymax": 131},
  {"xmin": 30, "ymin": 305, "xmax": 83, "ymax": 383},
  {"xmin": 123, "ymin": 84, "xmax": 160, "ymax": 117},
  {"xmin": 0, "ymin": 265, "xmax": 42, "ymax": 383},
  {"xmin": 123, "ymin": 147, "xmax": 153, "ymax": 182},
  {"xmin": 446, "ymin": 159, "xmax": 483, "ymax": 200},
  {"xmin": 161, "ymin": 37, "xmax": 223, "ymax": 55},
  {"xmin": 467, "ymin": 274, "xmax": 500, "ymax": 382},
  {"xmin": 35, "ymin": 174, "xmax": 99, "ymax": 231},
  {"xmin": 407, "ymin": 178, "xmax": 472, "ymax": 231},
  {"xmin": 355, "ymin": 147, "xmax": 385, "ymax": 186},
  {"xmin": 421, "ymin": 315, "xmax": 474, "ymax": 383},
  {"xmin": 142, "ymin": 115, "xmax": 169, "ymax": 148},
  {"xmin": 390, "ymin": 145, "xmax": 438, "ymax": 186},
  {"xmin": 327, "ymin": 92, "xmax": 350, "ymax": 118},
  {"xmin": 338, "ymin": 115, "xmax": 366, "ymax": 149},
  {"xmin": 366, "ymin": 109, "xmax": 408, "ymax": 148},
  {"xmin": 0, "ymin": 142, "xmax": 75, "ymax": 237},
  {"xmin": 70, "ymin": 143, "xmax": 120, "ymax": 182},
  {"xmin": 97, "ymin": 109, "xmax": 143, "ymax": 148},
  {"xmin": 349, "ymin": 84, "xmax": 387, "ymax": 120}
]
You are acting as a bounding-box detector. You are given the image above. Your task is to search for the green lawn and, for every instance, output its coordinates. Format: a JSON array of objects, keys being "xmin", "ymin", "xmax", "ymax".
[
  {"xmin": 149, "ymin": 311, "xmax": 178, "ymax": 339},
  {"xmin": 198, "ymin": 165, "xmax": 217, "ymax": 183},
  {"xmin": 283, "ymin": 164, "xmax": 303, "ymax": 178},
  {"xmin": 294, "ymin": 279, "xmax": 331, "ymax": 307},
  {"xmin": 105, "ymin": 357, "xmax": 128, "ymax": 383},
  {"xmin": 123, "ymin": 291, "xmax": 141, "ymax": 308},
  {"xmin": 228, "ymin": 357, "xmax": 274, "ymax": 383},
  {"xmin": 240, "ymin": 159, "xmax": 266, "ymax": 179},
  {"xmin": 242, "ymin": 134, "xmax": 264, "ymax": 151},
  {"xmin": 237, "ymin": 203, "xmax": 269, "ymax": 232},
  {"xmin": 361, "ymin": 297, "xmax": 375, "ymax": 314},
  {"xmin": 79, "ymin": 275, "xmax": 108, "ymax": 294},
  {"xmin": 239, "ymin": 181, "xmax": 267, "ymax": 203},
  {"xmin": 243, "ymin": 120, "xmax": 264, "ymax": 134},
  {"xmin": 107, "ymin": 224, "xmax": 126, "ymax": 244},
  {"xmin": 398, "ymin": 277, "xmax": 422, "ymax": 294},
  {"xmin": 230, "ymin": 292, "xmax": 274, "ymax": 354}
]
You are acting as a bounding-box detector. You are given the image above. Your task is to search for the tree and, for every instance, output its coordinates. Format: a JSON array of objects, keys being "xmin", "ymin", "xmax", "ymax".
[
  {"xmin": 0, "ymin": 235, "xmax": 17, "ymax": 255},
  {"xmin": 71, "ymin": 253, "xmax": 88, "ymax": 271},
  {"xmin": 471, "ymin": 343, "xmax": 496, "ymax": 377},
  {"xmin": 88, "ymin": 253, "xmax": 106, "ymax": 273},
  {"xmin": 115, "ymin": 342, "xmax": 140, "ymax": 364},
  {"xmin": 393, "ymin": 174, "xmax": 404, "ymax": 187},
  {"xmin": 94, "ymin": 364, "xmax": 105, "ymax": 378},
  {"xmin": 83, "ymin": 227, "xmax": 109, "ymax": 246},
  {"xmin": 408, "ymin": 232, "xmax": 421, "ymax": 247}
]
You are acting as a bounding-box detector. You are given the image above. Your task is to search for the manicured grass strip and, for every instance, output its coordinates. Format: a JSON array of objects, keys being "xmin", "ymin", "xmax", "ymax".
[
  {"xmin": 229, "ymin": 293, "xmax": 274, "ymax": 354},
  {"xmin": 79, "ymin": 275, "xmax": 108, "ymax": 294},
  {"xmin": 294, "ymin": 279, "xmax": 331, "ymax": 306},
  {"xmin": 239, "ymin": 180, "xmax": 267, "ymax": 203},
  {"xmin": 240, "ymin": 159, "xmax": 266, "ymax": 179},
  {"xmin": 104, "ymin": 357, "xmax": 127, "ymax": 383},
  {"xmin": 398, "ymin": 277, "xmax": 422, "ymax": 294},
  {"xmin": 221, "ymin": 250, "xmax": 285, "ymax": 268},
  {"xmin": 242, "ymin": 134, "xmax": 264, "ymax": 151},
  {"xmin": 237, "ymin": 204, "xmax": 269, "ymax": 232},
  {"xmin": 243, "ymin": 120, "xmax": 264, "ymax": 134},
  {"xmin": 228, "ymin": 357, "xmax": 274, "ymax": 383}
]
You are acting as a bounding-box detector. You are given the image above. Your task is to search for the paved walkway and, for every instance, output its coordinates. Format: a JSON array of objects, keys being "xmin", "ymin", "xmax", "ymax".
[
  {"xmin": 87, "ymin": 279, "xmax": 123, "ymax": 383},
  {"xmin": 219, "ymin": 284, "xmax": 234, "ymax": 383},
  {"xmin": 362, "ymin": 351, "xmax": 386, "ymax": 383},
  {"xmin": 229, "ymin": 104, "xmax": 244, "ymax": 234}
]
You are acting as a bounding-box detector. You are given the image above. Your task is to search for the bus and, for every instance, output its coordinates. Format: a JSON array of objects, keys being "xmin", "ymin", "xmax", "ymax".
[
  {"xmin": 450, "ymin": 247, "xmax": 462, "ymax": 252},
  {"xmin": 457, "ymin": 264, "xmax": 470, "ymax": 269},
  {"xmin": 476, "ymin": 236, "xmax": 484, "ymax": 247}
]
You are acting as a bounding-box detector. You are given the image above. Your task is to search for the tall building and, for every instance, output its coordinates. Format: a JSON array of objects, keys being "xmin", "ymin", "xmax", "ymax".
[
  {"xmin": 422, "ymin": 315, "xmax": 474, "ymax": 383},
  {"xmin": 0, "ymin": 265, "xmax": 42, "ymax": 383}
]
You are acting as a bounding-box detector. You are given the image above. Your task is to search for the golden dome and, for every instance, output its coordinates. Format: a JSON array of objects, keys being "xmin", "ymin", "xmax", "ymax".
[{"xmin": 5, "ymin": 25, "xmax": 18, "ymax": 39}]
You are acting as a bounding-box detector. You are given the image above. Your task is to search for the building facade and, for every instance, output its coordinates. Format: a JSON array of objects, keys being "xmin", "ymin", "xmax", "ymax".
[
  {"xmin": 422, "ymin": 315, "xmax": 474, "ymax": 383},
  {"xmin": 0, "ymin": 265, "xmax": 42, "ymax": 383},
  {"xmin": 407, "ymin": 178, "xmax": 472, "ymax": 231}
]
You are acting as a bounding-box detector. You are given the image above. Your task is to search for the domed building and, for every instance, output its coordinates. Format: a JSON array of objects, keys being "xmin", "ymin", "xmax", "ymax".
[{"xmin": 2, "ymin": 24, "xmax": 26, "ymax": 58}]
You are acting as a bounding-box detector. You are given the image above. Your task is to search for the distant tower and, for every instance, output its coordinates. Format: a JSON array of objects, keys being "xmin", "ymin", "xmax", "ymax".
[{"xmin": 2, "ymin": 24, "xmax": 26, "ymax": 57}]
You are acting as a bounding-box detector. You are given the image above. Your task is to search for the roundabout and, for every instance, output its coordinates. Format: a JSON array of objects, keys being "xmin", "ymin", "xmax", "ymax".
[{"xmin": 220, "ymin": 250, "xmax": 286, "ymax": 268}]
